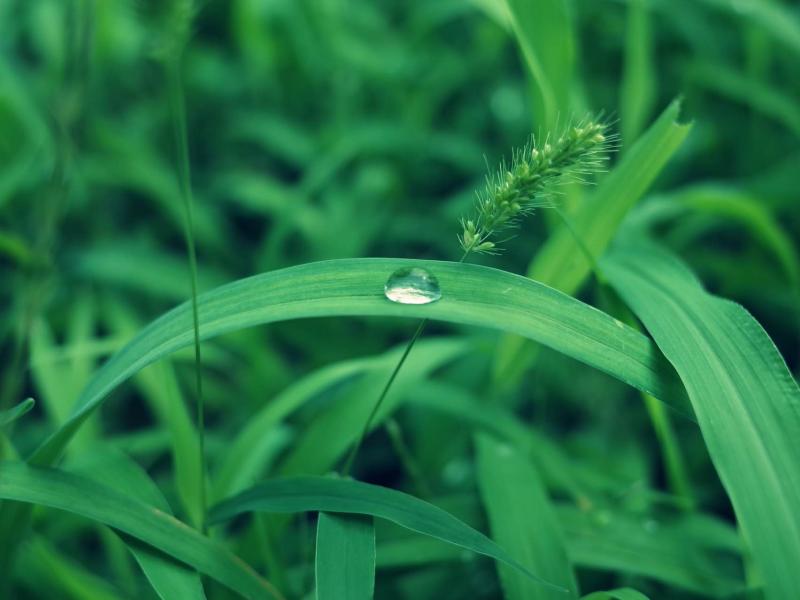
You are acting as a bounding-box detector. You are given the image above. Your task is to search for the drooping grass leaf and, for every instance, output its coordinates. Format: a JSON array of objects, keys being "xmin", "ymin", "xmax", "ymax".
[
  {"xmin": 212, "ymin": 354, "xmax": 380, "ymax": 502},
  {"xmin": 105, "ymin": 301, "xmax": 204, "ymax": 527},
  {"xmin": 315, "ymin": 513, "xmax": 375, "ymax": 600},
  {"xmin": 0, "ymin": 397, "xmax": 34, "ymax": 429},
  {"xmin": 67, "ymin": 448, "xmax": 205, "ymax": 600},
  {"xmin": 0, "ymin": 258, "xmax": 685, "ymax": 571},
  {"xmin": 602, "ymin": 238, "xmax": 800, "ymax": 600},
  {"xmin": 494, "ymin": 99, "xmax": 692, "ymax": 384},
  {"xmin": 0, "ymin": 462, "xmax": 281, "ymax": 600},
  {"xmin": 209, "ymin": 475, "xmax": 566, "ymax": 592},
  {"xmin": 558, "ymin": 504, "xmax": 745, "ymax": 596},
  {"xmin": 475, "ymin": 434, "xmax": 579, "ymax": 599},
  {"xmin": 374, "ymin": 502, "xmax": 745, "ymax": 596},
  {"xmin": 17, "ymin": 536, "xmax": 125, "ymax": 600},
  {"xmin": 30, "ymin": 257, "xmax": 686, "ymax": 469}
]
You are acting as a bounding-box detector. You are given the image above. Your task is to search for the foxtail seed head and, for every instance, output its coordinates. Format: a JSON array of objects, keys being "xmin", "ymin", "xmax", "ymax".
[{"xmin": 459, "ymin": 119, "xmax": 617, "ymax": 255}]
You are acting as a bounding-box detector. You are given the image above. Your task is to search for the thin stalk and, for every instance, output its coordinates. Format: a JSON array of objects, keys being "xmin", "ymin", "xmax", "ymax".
[
  {"xmin": 342, "ymin": 250, "xmax": 469, "ymax": 476},
  {"xmin": 553, "ymin": 206, "xmax": 607, "ymax": 285},
  {"xmin": 341, "ymin": 318, "xmax": 428, "ymax": 476},
  {"xmin": 167, "ymin": 55, "xmax": 207, "ymax": 532}
]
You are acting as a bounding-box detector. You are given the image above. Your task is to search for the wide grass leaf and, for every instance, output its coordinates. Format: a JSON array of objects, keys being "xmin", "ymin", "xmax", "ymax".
[
  {"xmin": 316, "ymin": 513, "xmax": 375, "ymax": 600},
  {"xmin": 0, "ymin": 462, "xmax": 281, "ymax": 600},
  {"xmin": 30, "ymin": 257, "xmax": 685, "ymax": 468},
  {"xmin": 1, "ymin": 258, "xmax": 684, "ymax": 572},
  {"xmin": 374, "ymin": 502, "xmax": 744, "ymax": 595},
  {"xmin": 602, "ymin": 238, "xmax": 800, "ymax": 600},
  {"xmin": 475, "ymin": 433, "xmax": 578, "ymax": 599},
  {"xmin": 68, "ymin": 448, "xmax": 205, "ymax": 600},
  {"xmin": 558, "ymin": 505, "xmax": 744, "ymax": 596},
  {"xmin": 209, "ymin": 475, "xmax": 565, "ymax": 592}
]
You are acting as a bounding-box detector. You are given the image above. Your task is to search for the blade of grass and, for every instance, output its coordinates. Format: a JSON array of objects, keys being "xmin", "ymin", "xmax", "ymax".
[
  {"xmin": 68, "ymin": 447, "xmax": 206, "ymax": 600},
  {"xmin": 620, "ymin": 0, "xmax": 655, "ymax": 144},
  {"xmin": 0, "ymin": 258, "xmax": 688, "ymax": 570},
  {"xmin": 31, "ymin": 257, "xmax": 687, "ymax": 467},
  {"xmin": 17, "ymin": 537, "xmax": 125, "ymax": 600},
  {"xmin": 278, "ymin": 339, "xmax": 467, "ymax": 477},
  {"xmin": 374, "ymin": 503, "xmax": 745, "ymax": 595},
  {"xmin": 475, "ymin": 433, "xmax": 579, "ymax": 599},
  {"xmin": 602, "ymin": 237, "xmax": 800, "ymax": 599},
  {"xmin": 558, "ymin": 505, "xmax": 745, "ymax": 596},
  {"xmin": 408, "ymin": 381, "xmax": 595, "ymax": 501},
  {"xmin": 0, "ymin": 461, "xmax": 281, "ymax": 600},
  {"xmin": 106, "ymin": 300, "xmax": 204, "ymax": 526},
  {"xmin": 208, "ymin": 475, "xmax": 566, "ymax": 592},
  {"xmin": 0, "ymin": 397, "xmax": 34, "ymax": 429},
  {"xmin": 212, "ymin": 351, "xmax": 390, "ymax": 501},
  {"xmin": 504, "ymin": 0, "xmax": 576, "ymax": 126},
  {"xmin": 315, "ymin": 513, "xmax": 376, "ymax": 600}
]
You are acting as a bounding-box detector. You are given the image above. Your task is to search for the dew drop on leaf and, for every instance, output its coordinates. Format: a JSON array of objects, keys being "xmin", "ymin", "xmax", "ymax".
[{"xmin": 384, "ymin": 267, "xmax": 442, "ymax": 305}]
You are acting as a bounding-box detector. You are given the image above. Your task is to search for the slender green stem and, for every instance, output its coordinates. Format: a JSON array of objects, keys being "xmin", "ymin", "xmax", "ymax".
[
  {"xmin": 341, "ymin": 318, "xmax": 428, "ymax": 477},
  {"xmin": 168, "ymin": 55, "xmax": 207, "ymax": 532},
  {"xmin": 342, "ymin": 251, "xmax": 469, "ymax": 476},
  {"xmin": 553, "ymin": 206, "xmax": 607, "ymax": 285}
]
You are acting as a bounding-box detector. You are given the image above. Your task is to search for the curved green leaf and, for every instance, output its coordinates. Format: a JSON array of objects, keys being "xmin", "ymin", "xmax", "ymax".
[
  {"xmin": 32, "ymin": 257, "xmax": 685, "ymax": 467},
  {"xmin": 0, "ymin": 397, "xmax": 34, "ymax": 429},
  {"xmin": 0, "ymin": 462, "xmax": 281, "ymax": 600},
  {"xmin": 209, "ymin": 475, "xmax": 565, "ymax": 592},
  {"xmin": 316, "ymin": 513, "xmax": 375, "ymax": 600},
  {"xmin": 559, "ymin": 505, "xmax": 745, "ymax": 596},
  {"xmin": 603, "ymin": 238, "xmax": 800, "ymax": 600},
  {"xmin": 476, "ymin": 434, "xmax": 578, "ymax": 599},
  {"xmin": 68, "ymin": 448, "xmax": 205, "ymax": 600}
]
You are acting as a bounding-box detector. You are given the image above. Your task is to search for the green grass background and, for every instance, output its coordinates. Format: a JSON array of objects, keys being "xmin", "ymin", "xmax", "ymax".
[{"xmin": 1, "ymin": 0, "xmax": 799, "ymax": 599}]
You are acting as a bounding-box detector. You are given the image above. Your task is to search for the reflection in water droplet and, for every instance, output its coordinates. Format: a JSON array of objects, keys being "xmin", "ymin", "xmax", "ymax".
[{"xmin": 384, "ymin": 267, "xmax": 442, "ymax": 305}]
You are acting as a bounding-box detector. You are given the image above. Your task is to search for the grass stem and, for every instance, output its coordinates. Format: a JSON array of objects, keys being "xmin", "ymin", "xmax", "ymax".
[{"xmin": 167, "ymin": 55, "xmax": 207, "ymax": 532}]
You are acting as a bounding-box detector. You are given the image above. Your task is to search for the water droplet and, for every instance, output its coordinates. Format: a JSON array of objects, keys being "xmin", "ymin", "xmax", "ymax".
[{"xmin": 384, "ymin": 267, "xmax": 442, "ymax": 305}]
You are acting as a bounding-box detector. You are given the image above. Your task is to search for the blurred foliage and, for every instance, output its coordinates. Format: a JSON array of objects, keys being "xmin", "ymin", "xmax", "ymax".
[{"xmin": 1, "ymin": 0, "xmax": 799, "ymax": 598}]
